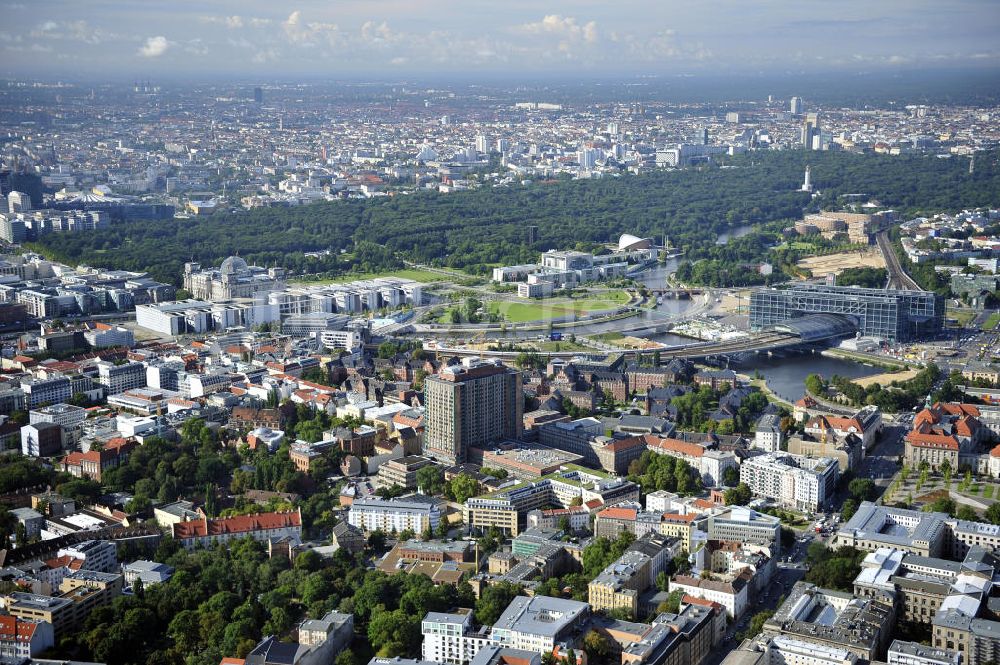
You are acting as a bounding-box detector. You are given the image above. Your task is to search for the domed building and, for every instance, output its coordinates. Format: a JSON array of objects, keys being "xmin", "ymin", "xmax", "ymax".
[{"xmin": 183, "ymin": 255, "xmax": 285, "ymax": 301}]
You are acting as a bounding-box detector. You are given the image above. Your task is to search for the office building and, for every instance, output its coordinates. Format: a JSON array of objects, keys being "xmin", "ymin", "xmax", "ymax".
[
  {"xmin": 750, "ymin": 284, "xmax": 944, "ymax": 343},
  {"xmin": 707, "ymin": 506, "xmax": 782, "ymax": 548},
  {"xmin": 464, "ymin": 465, "xmax": 639, "ymax": 536},
  {"xmin": 424, "ymin": 359, "xmax": 523, "ymax": 465},
  {"xmin": 834, "ymin": 502, "xmax": 949, "ymax": 557},
  {"xmin": 491, "ymin": 595, "xmax": 589, "ymax": 653},
  {"xmin": 764, "ymin": 582, "xmax": 894, "ymax": 662},
  {"xmin": 790, "ymin": 97, "xmax": 803, "ymax": 115}
]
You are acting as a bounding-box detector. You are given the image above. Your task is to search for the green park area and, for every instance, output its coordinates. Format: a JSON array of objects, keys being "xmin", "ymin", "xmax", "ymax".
[
  {"xmin": 291, "ymin": 267, "xmax": 449, "ymax": 285},
  {"xmin": 985, "ymin": 312, "xmax": 1000, "ymax": 330},
  {"xmin": 487, "ymin": 290, "xmax": 631, "ymax": 323},
  {"xmin": 947, "ymin": 307, "xmax": 977, "ymax": 327}
]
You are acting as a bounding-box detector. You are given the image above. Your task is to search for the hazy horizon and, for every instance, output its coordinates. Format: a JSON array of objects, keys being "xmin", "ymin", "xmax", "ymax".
[{"xmin": 2, "ymin": 0, "xmax": 999, "ymax": 79}]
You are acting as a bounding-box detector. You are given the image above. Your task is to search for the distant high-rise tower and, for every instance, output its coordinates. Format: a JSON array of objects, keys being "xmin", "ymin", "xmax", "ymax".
[
  {"xmin": 526, "ymin": 226, "xmax": 538, "ymax": 245},
  {"xmin": 7, "ymin": 191, "xmax": 31, "ymax": 213},
  {"xmin": 475, "ymin": 135, "xmax": 489, "ymax": 154},
  {"xmin": 424, "ymin": 360, "xmax": 523, "ymax": 464},
  {"xmin": 700, "ymin": 127, "xmax": 709, "ymax": 145},
  {"xmin": 254, "ymin": 87, "xmax": 263, "ymax": 104},
  {"xmin": 801, "ymin": 165, "xmax": 813, "ymax": 193},
  {"xmin": 801, "ymin": 113, "xmax": 820, "ymax": 149},
  {"xmin": 496, "ymin": 138, "xmax": 510, "ymax": 154},
  {"xmin": 790, "ymin": 96, "xmax": 803, "ymax": 115}
]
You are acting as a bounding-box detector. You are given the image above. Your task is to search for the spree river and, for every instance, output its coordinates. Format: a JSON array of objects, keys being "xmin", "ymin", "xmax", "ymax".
[{"xmin": 737, "ymin": 352, "xmax": 881, "ymax": 402}]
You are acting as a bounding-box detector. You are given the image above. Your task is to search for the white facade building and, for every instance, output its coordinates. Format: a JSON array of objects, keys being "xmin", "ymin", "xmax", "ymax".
[
  {"xmin": 348, "ymin": 496, "xmax": 440, "ymax": 533},
  {"xmin": 740, "ymin": 453, "xmax": 839, "ymax": 511}
]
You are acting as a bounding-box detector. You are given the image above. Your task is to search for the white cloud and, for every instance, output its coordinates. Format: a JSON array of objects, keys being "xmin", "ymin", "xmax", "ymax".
[
  {"xmin": 138, "ymin": 35, "xmax": 170, "ymax": 58},
  {"xmin": 516, "ymin": 15, "xmax": 599, "ymax": 43}
]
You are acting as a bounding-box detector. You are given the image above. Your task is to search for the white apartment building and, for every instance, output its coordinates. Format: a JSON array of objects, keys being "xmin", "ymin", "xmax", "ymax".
[
  {"xmin": 348, "ymin": 496, "xmax": 440, "ymax": 533},
  {"xmin": 766, "ymin": 636, "xmax": 858, "ymax": 665},
  {"xmin": 887, "ymin": 640, "xmax": 960, "ymax": 665},
  {"xmin": 183, "ymin": 372, "xmax": 231, "ymax": 398},
  {"xmin": 96, "ymin": 361, "xmax": 146, "ymax": 395},
  {"xmin": 422, "ymin": 611, "xmax": 490, "ymax": 665},
  {"xmin": 57, "ymin": 540, "xmax": 118, "ymax": 573},
  {"xmin": 755, "ymin": 414, "xmax": 783, "ymax": 453},
  {"xmin": 740, "ymin": 453, "xmax": 839, "ymax": 512},
  {"xmin": 29, "ymin": 403, "xmax": 87, "ymax": 428},
  {"xmin": 20, "ymin": 376, "xmax": 71, "ymax": 409},
  {"xmin": 83, "ymin": 324, "xmax": 134, "ymax": 349},
  {"xmin": 669, "ymin": 574, "xmax": 749, "ymax": 619}
]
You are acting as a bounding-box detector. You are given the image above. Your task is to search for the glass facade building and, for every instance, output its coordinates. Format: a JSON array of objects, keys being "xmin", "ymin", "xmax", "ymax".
[{"xmin": 749, "ymin": 285, "xmax": 943, "ymax": 342}]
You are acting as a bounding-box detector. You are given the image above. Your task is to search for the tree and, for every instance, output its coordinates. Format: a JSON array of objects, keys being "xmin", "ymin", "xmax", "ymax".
[
  {"xmin": 446, "ymin": 473, "xmax": 480, "ymax": 504},
  {"xmin": 416, "ymin": 464, "xmax": 444, "ymax": 495},
  {"xmin": 744, "ymin": 610, "xmax": 775, "ymax": 640},
  {"xmin": 956, "ymin": 505, "xmax": 978, "ymax": 521},
  {"xmin": 475, "ymin": 582, "xmax": 522, "ymax": 626},
  {"xmin": 368, "ymin": 530, "xmax": 387, "ymax": 551},
  {"xmin": 583, "ymin": 630, "xmax": 611, "ymax": 664},
  {"xmin": 724, "ymin": 483, "xmax": 752, "ymax": 506},
  {"xmin": 841, "ymin": 498, "xmax": 859, "ymax": 522},
  {"xmin": 986, "ymin": 503, "xmax": 1000, "ymax": 525},
  {"xmin": 663, "ymin": 589, "xmax": 683, "ymax": 614},
  {"xmin": 368, "ymin": 609, "xmax": 420, "ymax": 657},
  {"xmin": 848, "ymin": 478, "xmax": 875, "ymax": 502},
  {"xmin": 805, "ymin": 374, "xmax": 826, "ymax": 395},
  {"xmin": 722, "ymin": 466, "xmax": 739, "ymax": 487}
]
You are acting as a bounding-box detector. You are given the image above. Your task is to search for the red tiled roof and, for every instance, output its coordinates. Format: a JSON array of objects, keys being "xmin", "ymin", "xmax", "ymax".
[
  {"xmin": 597, "ymin": 507, "xmax": 637, "ymax": 521},
  {"xmin": 0, "ymin": 614, "xmax": 38, "ymax": 642},
  {"xmin": 646, "ymin": 436, "xmax": 705, "ymax": 458},
  {"xmin": 906, "ymin": 431, "xmax": 959, "ymax": 450},
  {"xmin": 173, "ymin": 510, "xmax": 301, "ymax": 539},
  {"xmin": 682, "ymin": 594, "xmax": 723, "ymax": 610},
  {"xmin": 603, "ymin": 435, "xmax": 647, "ymax": 452}
]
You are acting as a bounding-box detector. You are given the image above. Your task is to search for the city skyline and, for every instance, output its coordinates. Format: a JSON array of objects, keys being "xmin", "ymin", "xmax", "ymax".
[{"xmin": 2, "ymin": 0, "xmax": 999, "ymax": 78}]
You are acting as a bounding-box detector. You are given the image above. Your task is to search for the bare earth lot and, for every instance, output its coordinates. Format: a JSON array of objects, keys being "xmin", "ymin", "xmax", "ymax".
[{"xmin": 796, "ymin": 249, "xmax": 886, "ymax": 278}]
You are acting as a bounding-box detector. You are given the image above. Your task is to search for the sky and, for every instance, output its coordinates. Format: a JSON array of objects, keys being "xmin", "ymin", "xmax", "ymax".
[{"xmin": 2, "ymin": 0, "xmax": 999, "ymax": 79}]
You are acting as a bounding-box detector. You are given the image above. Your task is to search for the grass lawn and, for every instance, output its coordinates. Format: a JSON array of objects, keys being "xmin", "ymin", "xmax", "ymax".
[
  {"xmin": 985, "ymin": 312, "xmax": 1000, "ymax": 331},
  {"xmin": 291, "ymin": 267, "xmax": 449, "ymax": 285},
  {"xmin": 488, "ymin": 291, "xmax": 630, "ymax": 323},
  {"xmin": 947, "ymin": 307, "xmax": 977, "ymax": 326},
  {"xmin": 533, "ymin": 340, "xmax": 593, "ymax": 352},
  {"xmin": 592, "ymin": 332, "xmax": 625, "ymax": 343}
]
